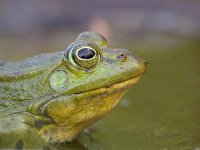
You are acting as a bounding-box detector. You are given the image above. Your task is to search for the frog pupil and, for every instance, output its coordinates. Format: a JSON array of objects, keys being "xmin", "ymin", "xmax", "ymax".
[{"xmin": 77, "ymin": 48, "xmax": 95, "ymax": 59}]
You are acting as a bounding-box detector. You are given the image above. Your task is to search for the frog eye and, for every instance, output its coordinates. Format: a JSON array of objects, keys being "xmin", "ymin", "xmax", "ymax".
[
  {"xmin": 66, "ymin": 42, "xmax": 101, "ymax": 69},
  {"xmin": 76, "ymin": 47, "xmax": 96, "ymax": 60}
]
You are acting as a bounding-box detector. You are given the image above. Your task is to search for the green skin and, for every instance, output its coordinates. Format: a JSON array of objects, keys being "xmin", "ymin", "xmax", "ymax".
[{"xmin": 0, "ymin": 32, "xmax": 147, "ymax": 149}]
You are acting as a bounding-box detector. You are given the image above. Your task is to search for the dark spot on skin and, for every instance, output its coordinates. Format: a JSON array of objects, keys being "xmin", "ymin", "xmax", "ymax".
[
  {"xmin": 34, "ymin": 120, "xmax": 49, "ymax": 130},
  {"xmin": 43, "ymin": 130, "xmax": 48, "ymax": 136},
  {"xmin": 15, "ymin": 140, "xmax": 24, "ymax": 149},
  {"xmin": 44, "ymin": 109, "xmax": 50, "ymax": 118},
  {"xmin": 27, "ymin": 130, "xmax": 31, "ymax": 134}
]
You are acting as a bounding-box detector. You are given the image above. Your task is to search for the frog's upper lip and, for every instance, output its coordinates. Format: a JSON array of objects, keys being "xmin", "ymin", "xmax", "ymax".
[
  {"xmin": 73, "ymin": 75, "xmax": 141, "ymax": 95},
  {"xmin": 91, "ymin": 75, "xmax": 141, "ymax": 93}
]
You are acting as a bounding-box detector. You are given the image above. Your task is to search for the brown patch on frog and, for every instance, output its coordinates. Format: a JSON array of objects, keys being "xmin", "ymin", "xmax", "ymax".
[
  {"xmin": 15, "ymin": 140, "xmax": 24, "ymax": 149},
  {"xmin": 34, "ymin": 120, "xmax": 51, "ymax": 130}
]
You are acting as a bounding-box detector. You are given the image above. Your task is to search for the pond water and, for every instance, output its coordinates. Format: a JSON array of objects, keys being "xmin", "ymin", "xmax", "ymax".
[{"xmin": 47, "ymin": 40, "xmax": 200, "ymax": 150}]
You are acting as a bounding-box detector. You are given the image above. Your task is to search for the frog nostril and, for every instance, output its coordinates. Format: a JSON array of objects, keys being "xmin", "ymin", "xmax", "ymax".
[{"xmin": 117, "ymin": 53, "xmax": 127, "ymax": 62}]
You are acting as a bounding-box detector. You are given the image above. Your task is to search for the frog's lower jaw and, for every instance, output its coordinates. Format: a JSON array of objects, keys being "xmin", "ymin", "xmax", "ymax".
[
  {"xmin": 40, "ymin": 88, "xmax": 130, "ymax": 143},
  {"xmin": 33, "ymin": 76, "xmax": 141, "ymax": 144}
]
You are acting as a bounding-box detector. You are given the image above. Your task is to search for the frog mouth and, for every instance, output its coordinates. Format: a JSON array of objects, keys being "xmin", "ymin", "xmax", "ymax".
[
  {"xmin": 72, "ymin": 75, "xmax": 142, "ymax": 96},
  {"xmin": 82, "ymin": 76, "xmax": 141, "ymax": 96},
  {"xmin": 28, "ymin": 76, "xmax": 141, "ymax": 116}
]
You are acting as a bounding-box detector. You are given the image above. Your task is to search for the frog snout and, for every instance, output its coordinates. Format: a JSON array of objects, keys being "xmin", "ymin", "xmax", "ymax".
[
  {"xmin": 114, "ymin": 49, "xmax": 148, "ymax": 75},
  {"xmin": 137, "ymin": 58, "xmax": 148, "ymax": 75},
  {"xmin": 141, "ymin": 60, "xmax": 148, "ymax": 74}
]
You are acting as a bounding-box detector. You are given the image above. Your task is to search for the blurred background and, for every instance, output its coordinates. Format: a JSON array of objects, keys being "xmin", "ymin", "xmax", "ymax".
[{"xmin": 0, "ymin": 0, "xmax": 200, "ymax": 149}]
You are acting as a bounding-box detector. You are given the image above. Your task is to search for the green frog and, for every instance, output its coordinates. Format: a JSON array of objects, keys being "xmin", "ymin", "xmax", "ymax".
[{"xmin": 0, "ymin": 32, "xmax": 147, "ymax": 149}]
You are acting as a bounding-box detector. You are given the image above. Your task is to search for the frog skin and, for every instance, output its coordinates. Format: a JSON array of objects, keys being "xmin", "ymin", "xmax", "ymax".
[{"xmin": 0, "ymin": 32, "xmax": 147, "ymax": 149}]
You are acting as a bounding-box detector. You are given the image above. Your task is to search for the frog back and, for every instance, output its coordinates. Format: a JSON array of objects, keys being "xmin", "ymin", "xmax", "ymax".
[
  {"xmin": 0, "ymin": 52, "xmax": 63, "ymax": 115},
  {"xmin": 0, "ymin": 52, "xmax": 64, "ymax": 81}
]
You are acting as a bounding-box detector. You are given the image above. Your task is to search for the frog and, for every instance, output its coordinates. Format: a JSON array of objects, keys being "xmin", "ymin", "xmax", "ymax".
[{"xmin": 0, "ymin": 32, "xmax": 147, "ymax": 149}]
